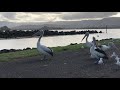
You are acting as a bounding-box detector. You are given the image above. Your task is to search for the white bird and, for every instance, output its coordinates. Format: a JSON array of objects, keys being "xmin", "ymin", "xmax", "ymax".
[
  {"xmin": 110, "ymin": 52, "xmax": 120, "ymax": 66},
  {"xmin": 90, "ymin": 37, "xmax": 109, "ymax": 64},
  {"xmin": 115, "ymin": 56, "xmax": 120, "ymax": 66},
  {"xmin": 110, "ymin": 52, "xmax": 117, "ymax": 58},
  {"xmin": 33, "ymin": 30, "xmax": 53, "ymax": 60},
  {"xmin": 81, "ymin": 32, "xmax": 93, "ymax": 48},
  {"xmin": 98, "ymin": 42, "xmax": 116, "ymax": 51},
  {"xmin": 98, "ymin": 58, "xmax": 104, "ymax": 64}
]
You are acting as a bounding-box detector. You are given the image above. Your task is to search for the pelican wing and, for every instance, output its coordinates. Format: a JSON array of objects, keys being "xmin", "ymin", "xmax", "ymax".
[
  {"xmin": 41, "ymin": 45, "xmax": 53, "ymax": 56},
  {"xmin": 48, "ymin": 47, "xmax": 53, "ymax": 53},
  {"xmin": 100, "ymin": 45, "xmax": 110, "ymax": 51},
  {"xmin": 95, "ymin": 48, "xmax": 108, "ymax": 59}
]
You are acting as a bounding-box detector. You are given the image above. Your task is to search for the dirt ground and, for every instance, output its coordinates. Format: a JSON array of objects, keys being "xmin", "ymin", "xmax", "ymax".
[{"xmin": 0, "ymin": 47, "xmax": 120, "ymax": 78}]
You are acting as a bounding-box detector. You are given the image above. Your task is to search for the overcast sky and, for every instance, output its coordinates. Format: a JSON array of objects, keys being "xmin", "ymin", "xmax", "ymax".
[{"xmin": 0, "ymin": 12, "xmax": 119, "ymax": 23}]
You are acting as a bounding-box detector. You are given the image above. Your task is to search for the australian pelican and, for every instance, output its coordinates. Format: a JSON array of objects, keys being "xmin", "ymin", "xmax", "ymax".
[
  {"xmin": 90, "ymin": 37, "xmax": 109, "ymax": 64},
  {"xmin": 33, "ymin": 30, "xmax": 53, "ymax": 60},
  {"xmin": 98, "ymin": 42, "xmax": 118, "ymax": 51},
  {"xmin": 110, "ymin": 52, "xmax": 120, "ymax": 66}
]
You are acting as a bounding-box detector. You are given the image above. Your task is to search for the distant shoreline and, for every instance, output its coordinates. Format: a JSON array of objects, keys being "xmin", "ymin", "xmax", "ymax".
[
  {"xmin": 0, "ymin": 33, "xmax": 102, "ymax": 40},
  {"xmin": 0, "ymin": 36, "xmax": 33, "ymax": 40}
]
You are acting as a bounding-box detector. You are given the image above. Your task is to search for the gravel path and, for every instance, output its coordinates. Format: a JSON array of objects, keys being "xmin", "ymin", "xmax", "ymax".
[{"xmin": 0, "ymin": 48, "xmax": 120, "ymax": 78}]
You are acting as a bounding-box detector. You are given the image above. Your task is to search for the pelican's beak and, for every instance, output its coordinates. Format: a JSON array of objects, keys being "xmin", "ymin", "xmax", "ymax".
[{"xmin": 81, "ymin": 34, "xmax": 87, "ymax": 42}]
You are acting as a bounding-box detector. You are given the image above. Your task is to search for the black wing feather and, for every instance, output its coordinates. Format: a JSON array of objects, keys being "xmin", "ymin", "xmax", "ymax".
[
  {"xmin": 95, "ymin": 48, "xmax": 108, "ymax": 59},
  {"xmin": 47, "ymin": 47, "xmax": 53, "ymax": 56}
]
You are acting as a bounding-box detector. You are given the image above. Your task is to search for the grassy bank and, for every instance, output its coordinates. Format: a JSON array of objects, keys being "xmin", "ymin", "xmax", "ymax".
[
  {"xmin": 0, "ymin": 38, "xmax": 120, "ymax": 62},
  {"xmin": 0, "ymin": 43, "xmax": 85, "ymax": 62}
]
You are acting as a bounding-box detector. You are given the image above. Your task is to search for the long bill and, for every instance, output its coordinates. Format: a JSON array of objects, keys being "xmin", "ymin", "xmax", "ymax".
[{"xmin": 81, "ymin": 35, "xmax": 87, "ymax": 42}]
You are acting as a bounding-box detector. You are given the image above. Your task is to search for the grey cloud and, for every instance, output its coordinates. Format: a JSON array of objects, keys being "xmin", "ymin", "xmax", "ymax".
[
  {"xmin": 24, "ymin": 12, "xmax": 62, "ymax": 15},
  {"xmin": 0, "ymin": 12, "xmax": 17, "ymax": 19},
  {"xmin": 0, "ymin": 12, "xmax": 119, "ymax": 22},
  {"xmin": 0, "ymin": 12, "xmax": 61, "ymax": 19},
  {"xmin": 61, "ymin": 12, "xmax": 118, "ymax": 20}
]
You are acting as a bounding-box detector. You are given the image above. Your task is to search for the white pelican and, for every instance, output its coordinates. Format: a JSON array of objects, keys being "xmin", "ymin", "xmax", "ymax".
[
  {"xmin": 115, "ymin": 56, "xmax": 120, "ymax": 66},
  {"xmin": 110, "ymin": 52, "xmax": 120, "ymax": 66},
  {"xmin": 98, "ymin": 42, "xmax": 117, "ymax": 51},
  {"xmin": 110, "ymin": 52, "xmax": 118, "ymax": 58},
  {"xmin": 90, "ymin": 37, "xmax": 109, "ymax": 64},
  {"xmin": 81, "ymin": 32, "xmax": 93, "ymax": 48},
  {"xmin": 98, "ymin": 58, "xmax": 104, "ymax": 64},
  {"xmin": 33, "ymin": 30, "xmax": 53, "ymax": 60}
]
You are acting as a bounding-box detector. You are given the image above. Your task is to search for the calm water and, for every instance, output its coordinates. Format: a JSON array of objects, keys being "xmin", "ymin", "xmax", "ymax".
[{"xmin": 0, "ymin": 29, "xmax": 120, "ymax": 50}]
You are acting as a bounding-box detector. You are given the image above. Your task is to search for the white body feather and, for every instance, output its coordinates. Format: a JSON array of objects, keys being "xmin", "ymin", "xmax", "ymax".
[
  {"xmin": 90, "ymin": 46, "xmax": 106, "ymax": 59},
  {"xmin": 86, "ymin": 41, "xmax": 93, "ymax": 48},
  {"xmin": 115, "ymin": 56, "xmax": 120, "ymax": 66},
  {"xmin": 98, "ymin": 58, "xmax": 103, "ymax": 64},
  {"xmin": 37, "ymin": 42, "xmax": 52, "ymax": 56},
  {"xmin": 100, "ymin": 45, "xmax": 110, "ymax": 51},
  {"xmin": 36, "ymin": 30, "xmax": 53, "ymax": 56}
]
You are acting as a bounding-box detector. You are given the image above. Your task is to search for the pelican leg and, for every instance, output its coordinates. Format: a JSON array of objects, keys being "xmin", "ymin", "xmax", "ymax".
[
  {"xmin": 94, "ymin": 58, "xmax": 100, "ymax": 64},
  {"xmin": 94, "ymin": 60, "xmax": 99, "ymax": 64},
  {"xmin": 40, "ymin": 55, "xmax": 47, "ymax": 60},
  {"xmin": 43, "ymin": 55, "xmax": 48, "ymax": 60}
]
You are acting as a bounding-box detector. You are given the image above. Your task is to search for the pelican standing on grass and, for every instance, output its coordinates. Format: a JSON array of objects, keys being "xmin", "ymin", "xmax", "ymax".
[
  {"xmin": 90, "ymin": 37, "xmax": 109, "ymax": 64},
  {"xmin": 81, "ymin": 32, "xmax": 93, "ymax": 48},
  {"xmin": 98, "ymin": 42, "xmax": 117, "ymax": 51},
  {"xmin": 33, "ymin": 30, "xmax": 53, "ymax": 60},
  {"xmin": 110, "ymin": 52, "xmax": 120, "ymax": 66}
]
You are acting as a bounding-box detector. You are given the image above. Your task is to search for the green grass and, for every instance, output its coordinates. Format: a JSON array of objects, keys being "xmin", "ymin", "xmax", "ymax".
[
  {"xmin": 0, "ymin": 38, "xmax": 120, "ymax": 62},
  {"xmin": 97, "ymin": 38, "xmax": 120, "ymax": 45},
  {"xmin": 52, "ymin": 43, "xmax": 86, "ymax": 52},
  {"xmin": 0, "ymin": 43, "xmax": 86, "ymax": 62},
  {"xmin": 0, "ymin": 49, "xmax": 39, "ymax": 62}
]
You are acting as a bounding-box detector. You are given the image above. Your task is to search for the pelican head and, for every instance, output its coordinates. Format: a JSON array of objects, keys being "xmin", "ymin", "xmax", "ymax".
[
  {"xmin": 81, "ymin": 32, "xmax": 89, "ymax": 42},
  {"xmin": 92, "ymin": 37, "xmax": 97, "ymax": 46}
]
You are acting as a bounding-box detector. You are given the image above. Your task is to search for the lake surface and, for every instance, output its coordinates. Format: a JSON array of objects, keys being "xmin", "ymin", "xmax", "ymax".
[{"xmin": 0, "ymin": 29, "xmax": 120, "ymax": 50}]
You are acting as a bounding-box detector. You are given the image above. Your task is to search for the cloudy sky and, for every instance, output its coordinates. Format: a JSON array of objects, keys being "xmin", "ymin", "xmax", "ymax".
[{"xmin": 0, "ymin": 12, "xmax": 119, "ymax": 23}]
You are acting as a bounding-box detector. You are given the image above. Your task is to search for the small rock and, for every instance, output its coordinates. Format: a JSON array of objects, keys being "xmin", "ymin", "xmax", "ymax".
[
  {"xmin": 64, "ymin": 63, "xmax": 67, "ymax": 64},
  {"xmin": 43, "ymin": 65, "xmax": 48, "ymax": 67}
]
